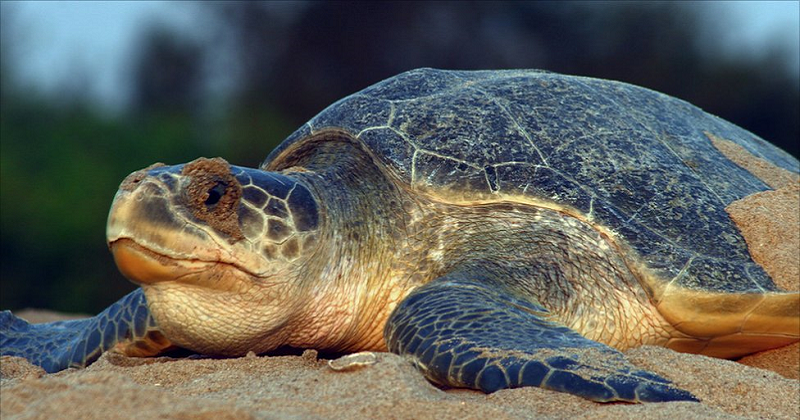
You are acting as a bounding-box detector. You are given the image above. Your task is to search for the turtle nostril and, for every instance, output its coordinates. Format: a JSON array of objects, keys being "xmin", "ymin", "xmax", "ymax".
[{"xmin": 205, "ymin": 182, "xmax": 227, "ymax": 207}]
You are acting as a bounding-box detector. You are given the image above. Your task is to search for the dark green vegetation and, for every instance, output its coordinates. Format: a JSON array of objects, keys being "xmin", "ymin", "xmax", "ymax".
[
  {"xmin": 1, "ymin": 2, "xmax": 797, "ymax": 313},
  {"xmin": 0, "ymin": 99, "xmax": 294, "ymax": 312}
]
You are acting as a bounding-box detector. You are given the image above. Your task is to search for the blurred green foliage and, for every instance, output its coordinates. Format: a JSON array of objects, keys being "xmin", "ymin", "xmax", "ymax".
[
  {"xmin": 1, "ymin": 98, "xmax": 191, "ymax": 311},
  {"xmin": 0, "ymin": 94, "xmax": 292, "ymax": 311}
]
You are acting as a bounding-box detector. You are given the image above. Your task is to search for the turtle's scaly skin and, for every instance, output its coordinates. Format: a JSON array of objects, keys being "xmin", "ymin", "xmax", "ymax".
[
  {"xmin": 386, "ymin": 276, "xmax": 695, "ymax": 401},
  {"xmin": 2, "ymin": 69, "xmax": 798, "ymax": 403},
  {"xmin": 0, "ymin": 290, "xmax": 167, "ymax": 372}
]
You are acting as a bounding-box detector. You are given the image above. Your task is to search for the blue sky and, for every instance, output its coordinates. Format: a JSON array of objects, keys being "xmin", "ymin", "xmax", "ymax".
[
  {"xmin": 2, "ymin": 1, "xmax": 798, "ymax": 112},
  {"xmin": 700, "ymin": 1, "xmax": 799, "ymax": 65}
]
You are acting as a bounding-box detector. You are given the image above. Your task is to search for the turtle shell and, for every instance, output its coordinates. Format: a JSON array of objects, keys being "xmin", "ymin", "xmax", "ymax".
[{"xmin": 264, "ymin": 68, "xmax": 799, "ymax": 295}]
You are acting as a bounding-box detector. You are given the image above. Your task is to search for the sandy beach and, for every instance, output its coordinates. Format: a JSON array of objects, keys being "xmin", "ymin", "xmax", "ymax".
[{"xmin": 1, "ymin": 338, "xmax": 798, "ymax": 420}]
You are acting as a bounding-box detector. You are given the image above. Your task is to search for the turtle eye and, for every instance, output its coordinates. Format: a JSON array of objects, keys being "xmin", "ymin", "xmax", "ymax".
[{"xmin": 205, "ymin": 182, "xmax": 227, "ymax": 207}]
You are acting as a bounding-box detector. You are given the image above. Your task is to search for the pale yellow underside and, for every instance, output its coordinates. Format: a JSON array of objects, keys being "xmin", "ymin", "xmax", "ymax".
[{"xmin": 657, "ymin": 286, "xmax": 800, "ymax": 358}]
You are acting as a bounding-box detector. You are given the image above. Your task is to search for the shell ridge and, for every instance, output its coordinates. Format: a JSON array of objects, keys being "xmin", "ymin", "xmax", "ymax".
[{"xmin": 469, "ymin": 85, "xmax": 550, "ymax": 167}]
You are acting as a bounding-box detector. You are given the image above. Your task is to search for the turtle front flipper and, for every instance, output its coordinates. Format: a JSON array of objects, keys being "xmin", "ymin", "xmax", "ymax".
[
  {"xmin": 385, "ymin": 274, "xmax": 698, "ymax": 403},
  {"xmin": 0, "ymin": 289, "xmax": 172, "ymax": 373}
]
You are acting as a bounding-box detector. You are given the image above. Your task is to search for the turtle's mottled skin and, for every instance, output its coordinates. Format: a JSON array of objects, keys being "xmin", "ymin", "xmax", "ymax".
[{"xmin": 2, "ymin": 69, "xmax": 798, "ymax": 403}]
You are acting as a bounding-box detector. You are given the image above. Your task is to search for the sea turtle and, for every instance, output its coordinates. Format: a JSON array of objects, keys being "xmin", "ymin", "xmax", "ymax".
[{"xmin": 2, "ymin": 69, "xmax": 798, "ymax": 403}]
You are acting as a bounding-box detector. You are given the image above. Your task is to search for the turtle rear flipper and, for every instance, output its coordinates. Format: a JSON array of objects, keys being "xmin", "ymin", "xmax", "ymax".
[
  {"xmin": 0, "ymin": 289, "xmax": 171, "ymax": 373},
  {"xmin": 385, "ymin": 274, "xmax": 698, "ymax": 403}
]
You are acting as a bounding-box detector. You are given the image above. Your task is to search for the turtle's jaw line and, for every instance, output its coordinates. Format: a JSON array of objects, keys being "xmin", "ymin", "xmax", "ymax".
[
  {"xmin": 110, "ymin": 238, "xmax": 217, "ymax": 286},
  {"xmin": 110, "ymin": 238, "xmax": 270, "ymax": 292}
]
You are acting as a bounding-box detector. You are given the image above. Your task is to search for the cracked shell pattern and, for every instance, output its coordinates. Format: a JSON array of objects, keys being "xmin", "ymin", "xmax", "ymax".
[{"xmin": 265, "ymin": 68, "xmax": 800, "ymax": 293}]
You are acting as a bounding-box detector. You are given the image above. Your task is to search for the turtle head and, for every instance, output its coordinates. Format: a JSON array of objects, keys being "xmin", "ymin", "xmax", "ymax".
[{"xmin": 106, "ymin": 157, "xmax": 322, "ymax": 354}]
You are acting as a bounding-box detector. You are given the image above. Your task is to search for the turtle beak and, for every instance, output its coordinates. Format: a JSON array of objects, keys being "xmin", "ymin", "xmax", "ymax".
[
  {"xmin": 106, "ymin": 165, "xmax": 215, "ymax": 285},
  {"xmin": 110, "ymin": 238, "xmax": 213, "ymax": 285},
  {"xmin": 107, "ymin": 158, "xmax": 294, "ymax": 288}
]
